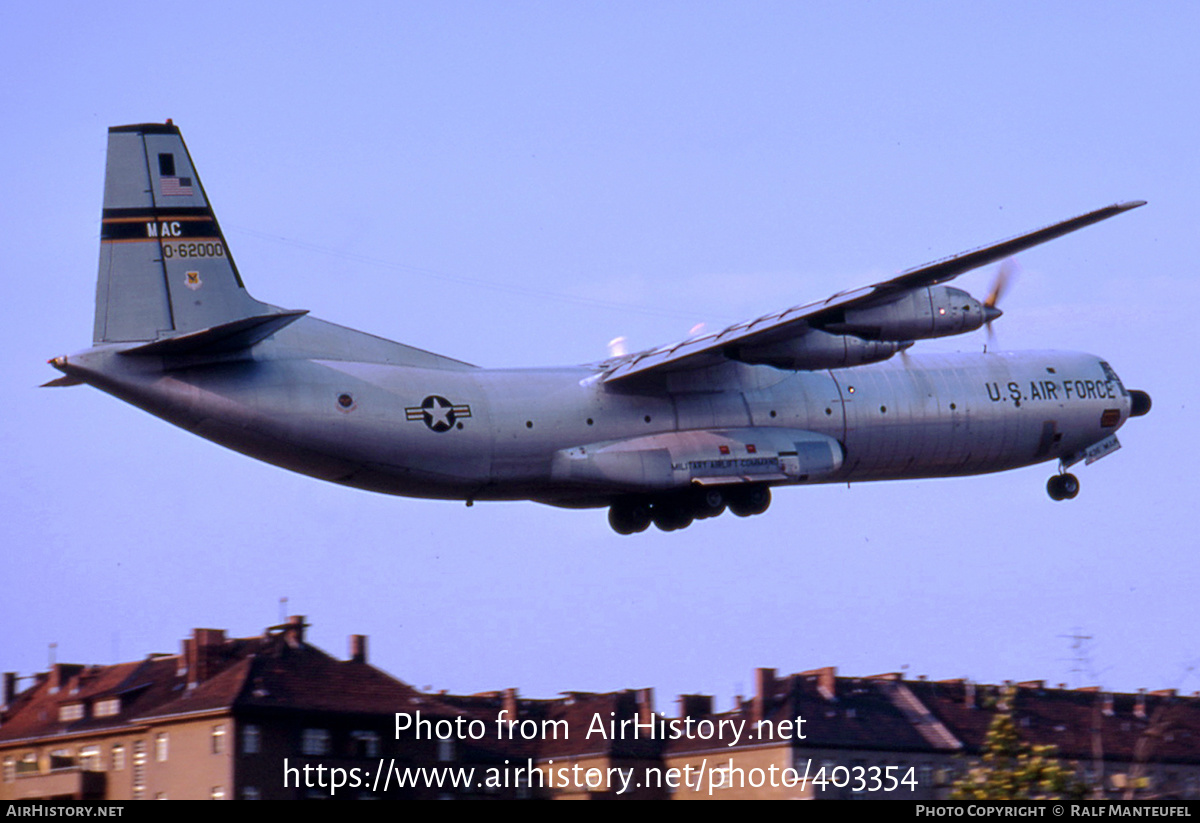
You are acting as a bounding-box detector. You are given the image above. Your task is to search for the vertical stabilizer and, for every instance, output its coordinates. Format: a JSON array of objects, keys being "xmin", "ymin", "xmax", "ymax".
[{"xmin": 94, "ymin": 122, "xmax": 272, "ymax": 344}]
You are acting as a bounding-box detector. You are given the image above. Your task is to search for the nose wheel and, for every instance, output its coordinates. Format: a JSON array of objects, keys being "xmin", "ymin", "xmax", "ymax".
[{"xmin": 1046, "ymin": 472, "xmax": 1079, "ymax": 501}]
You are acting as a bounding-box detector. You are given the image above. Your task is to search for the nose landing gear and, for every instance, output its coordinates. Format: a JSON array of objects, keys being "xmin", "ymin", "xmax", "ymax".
[{"xmin": 1046, "ymin": 472, "xmax": 1080, "ymax": 501}]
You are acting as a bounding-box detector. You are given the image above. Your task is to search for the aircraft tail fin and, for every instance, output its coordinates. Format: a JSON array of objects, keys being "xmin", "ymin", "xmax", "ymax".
[{"xmin": 94, "ymin": 122, "xmax": 282, "ymax": 345}]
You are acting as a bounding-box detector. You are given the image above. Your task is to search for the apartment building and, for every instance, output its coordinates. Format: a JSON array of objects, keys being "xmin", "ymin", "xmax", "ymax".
[{"xmin": 4, "ymin": 622, "xmax": 1198, "ymax": 800}]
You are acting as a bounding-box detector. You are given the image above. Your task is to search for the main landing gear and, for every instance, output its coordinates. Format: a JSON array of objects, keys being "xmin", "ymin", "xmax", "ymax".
[
  {"xmin": 608, "ymin": 485, "xmax": 772, "ymax": 534},
  {"xmin": 1046, "ymin": 472, "xmax": 1080, "ymax": 501}
]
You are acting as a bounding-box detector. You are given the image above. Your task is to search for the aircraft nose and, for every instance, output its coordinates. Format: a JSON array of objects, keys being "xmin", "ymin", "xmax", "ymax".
[{"xmin": 1129, "ymin": 389, "xmax": 1152, "ymax": 417}]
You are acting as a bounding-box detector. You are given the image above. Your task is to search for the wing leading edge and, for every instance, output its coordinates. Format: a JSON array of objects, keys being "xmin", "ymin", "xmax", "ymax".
[{"xmin": 600, "ymin": 201, "xmax": 1145, "ymax": 384}]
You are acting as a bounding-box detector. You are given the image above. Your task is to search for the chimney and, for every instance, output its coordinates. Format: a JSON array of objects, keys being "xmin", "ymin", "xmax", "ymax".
[
  {"xmin": 1103, "ymin": 692, "xmax": 1114, "ymax": 716},
  {"xmin": 1134, "ymin": 689, "xmax": 1147, "ymax": 719},
  {"xmin": 183, "ymin": 628, "xmax": 227, "ymax": 687},
  {"xmin": 998, "ymin": 683, "xmax": 1013, "ymax": 712},
  {"xmin": 503, "ymin": 688, "xmax": 519, "ymax": 719},
  {"xmin": 283, "ymin": 615, "xmax": 306, "ymax": 648},
  {"xmin": 753, "ymin": 668, "xmax": 776, "ymax": 722},
  {"xmin": 965, "ymin": 681, "xmax": 976, "ymax": 709},
  {"xmin": 49, "ymin": 664, "xmax": 82, "ymax": 694},
  {"xmin": 636, "ymin": 688, "xmax": 654, "ymax": 727},
  {"xmin": 49, "ymin": 664, "xmax": 65, "ymax": 694},
  {"xmin": 801, "ymin": 666, "xmax": 837, "ymax": 702},
  {"xmin": 178, "ymin": 638, "xmax": 192, "ymax": 676},
  {"xmin": 3, "ymin": 672, "xmax": 16, "ymax": 708},
  {"xmin": 678, "ymin": 694, "xmax": 713, "ymax": 719},
  {"xmin": 349, "ymin": 634, "xmax": 368, "ymax": 663}
]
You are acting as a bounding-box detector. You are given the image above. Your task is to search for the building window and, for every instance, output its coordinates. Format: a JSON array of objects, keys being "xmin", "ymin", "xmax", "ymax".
[
  {"xmin": 155, "ymin": 732, "xmax": 169, "ymax": 762},
  {"xmin": 242, "ymin": 724, "xmax": 260, "ymax": 755},
  {"xmin": 242, "ymin": 786, "xmax": 260, "ymax": 800},
  {"xmin": 58, "ymin": 703, "xmax": 85, "ymax": 722},
  {"xmin": 95, "ymin": 698, "xmax": 120, "ymax": 717},
  {"xmin": 436, "ymin": 734, "xmax": 454, "ymax": 763},
  {"xmin": 212, "ymin": 724, "xmax": 226, "ymax": 754},
  {"xmin": 132, "ymin": 741, "xmax": 146, "ymax": 800},
  {"xmin": 351, "ymin": 731, "xmax": 380, "ymax": 758},
  {"xmin": 79, "ymin": 746, "xmax": 102, "ymax": 772},
  {"xmin": 211, "ymin": 786, "xmax": 226, "ymax": 800},
  {"xmin": 302, "ymin": 729, "xmax": 330, "ymax": 756},
  {"xmin": 111, "ymin": 744, "xmax": 125, "ymax": 771},
  {"xmin": 2, "ymin": 758, "xmax": 14, "ymax": 783},
  {"xmin": 49, "ymin": 749, "xmax": 75, "ymax": 771}
]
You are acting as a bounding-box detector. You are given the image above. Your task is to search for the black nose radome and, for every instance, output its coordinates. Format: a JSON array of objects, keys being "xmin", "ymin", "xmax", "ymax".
[{"xmin": 1129, "ymin": 390, "xmax": 1152, "ymax": 417}]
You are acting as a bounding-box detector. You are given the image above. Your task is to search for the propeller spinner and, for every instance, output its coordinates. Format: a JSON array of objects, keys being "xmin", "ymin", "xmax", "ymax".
[{"xmin": 983, "ymin": 258, "xmax": 1018, "ymax": 344}]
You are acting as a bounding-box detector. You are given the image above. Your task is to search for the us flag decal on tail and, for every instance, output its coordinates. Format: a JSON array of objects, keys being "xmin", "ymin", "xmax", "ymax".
[{"xmin": 161, "ymin": 176, "xmax": 194, "ymax": 196}]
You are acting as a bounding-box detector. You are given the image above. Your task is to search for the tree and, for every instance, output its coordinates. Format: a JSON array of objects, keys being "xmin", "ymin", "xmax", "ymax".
[{"xmin": 951, "ymin": 709, "xmax": 1088, "ymax": 800}]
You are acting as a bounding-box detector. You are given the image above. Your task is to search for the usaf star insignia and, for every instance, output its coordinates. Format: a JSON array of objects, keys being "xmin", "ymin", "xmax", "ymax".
[{"xmin": 406, "ymin": 395, "xmax": 472, "ymax": 432}]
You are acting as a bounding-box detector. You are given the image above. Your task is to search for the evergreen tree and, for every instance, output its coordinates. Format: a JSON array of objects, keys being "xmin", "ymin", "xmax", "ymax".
[{"xmin": 951, "ymin": 708, "xmax": 1088, "ymax": 800}]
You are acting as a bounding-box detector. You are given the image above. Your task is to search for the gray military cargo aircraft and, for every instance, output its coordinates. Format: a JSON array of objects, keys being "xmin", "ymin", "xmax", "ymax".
[{"xmin": 48, "ymin": 122, "xmax": 1151, "ymax": 534}]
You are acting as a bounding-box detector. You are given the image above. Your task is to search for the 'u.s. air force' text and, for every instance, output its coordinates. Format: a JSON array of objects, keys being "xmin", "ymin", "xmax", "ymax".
[
  {"xmin": 396, "ymin": 710, "xmax": 806, "ymax": 748},
  {"xmin": 986, "ymin": 379, "xmax": 1119, "ymax": 404}
]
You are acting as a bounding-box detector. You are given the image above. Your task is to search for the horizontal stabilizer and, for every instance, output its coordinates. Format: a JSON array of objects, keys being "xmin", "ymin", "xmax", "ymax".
[{"xmin": 119, "ymin": 310, "xmax": 309, "ymax": 356}]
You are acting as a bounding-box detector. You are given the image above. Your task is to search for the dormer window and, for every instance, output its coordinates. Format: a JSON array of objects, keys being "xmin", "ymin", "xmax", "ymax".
[{"xmin": 58, "ymin": 703, "xmax": 85, "ymax": 722}]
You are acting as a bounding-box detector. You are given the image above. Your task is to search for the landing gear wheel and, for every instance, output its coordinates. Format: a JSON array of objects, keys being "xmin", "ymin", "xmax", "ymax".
[
  {"xmin": 692, "ymin": 488, "xmax": 726, "ymax": 520},
  {"xmin": 652, "ymin": 501, "xmax": 694, "ymax": 532},
  {"xmin": 727, "ymin": 486, "xmax": 771, "ymax": 517},
  {"xmin": 608, "ymin": 500, "xmax": 651, "ymax": 534},
  {"xmin": 1047, "ymin": 476, "xmax": 1064, "ymax": 501},
  {"xmin": 1046, "ymin": 473, "xmax": 1080, "ymax": 501}
]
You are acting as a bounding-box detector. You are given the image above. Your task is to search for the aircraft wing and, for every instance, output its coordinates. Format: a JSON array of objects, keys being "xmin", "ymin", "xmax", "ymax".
[{"xmin": 599, "ymin": 201, "xmax": 1145, "ymax": 384}]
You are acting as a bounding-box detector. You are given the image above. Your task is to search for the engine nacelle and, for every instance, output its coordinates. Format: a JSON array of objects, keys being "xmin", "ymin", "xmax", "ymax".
[
  {"xmin": 821, "ymin": 286, "xmax": 992, "ymax": 341},
  {"xmin": 728, "ymin": 329, "xmax": 909, "ymax": 370}
]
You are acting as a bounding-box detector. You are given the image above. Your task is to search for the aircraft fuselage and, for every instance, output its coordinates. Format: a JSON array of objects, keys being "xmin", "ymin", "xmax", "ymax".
[{"xmin": 58, "ymin": 324, "xmax": 1133, "ymax": 508}]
